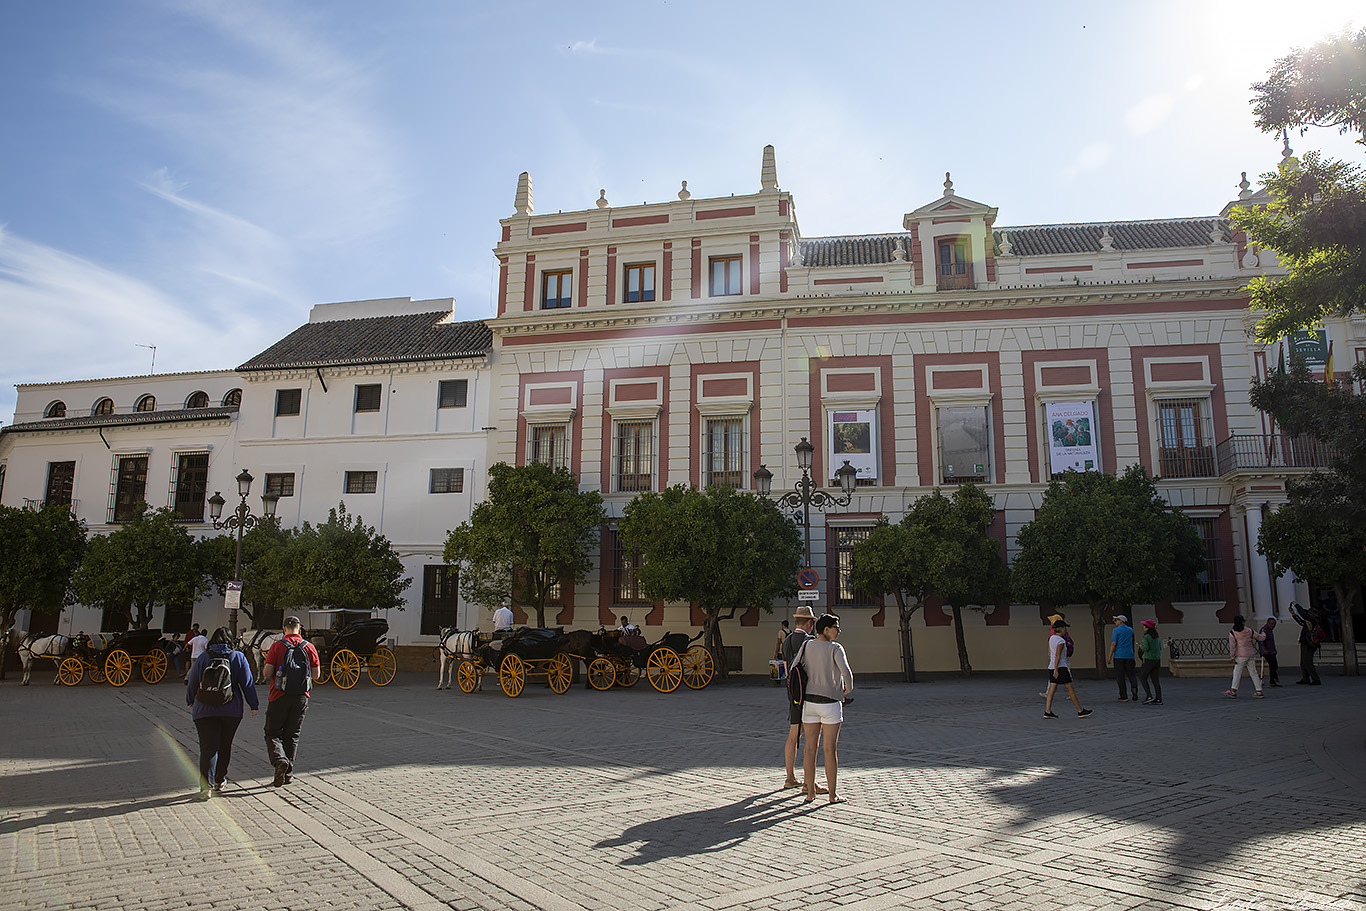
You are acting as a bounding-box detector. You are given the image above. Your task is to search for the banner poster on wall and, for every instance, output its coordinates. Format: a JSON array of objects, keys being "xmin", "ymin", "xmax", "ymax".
[
  {"xmin": 1045, "ymin": 401, "xmax": 1098, "ymax": 474},
  {"xmin": 829, "ymin": 410, "xmax": 877, "ymax": 484}
]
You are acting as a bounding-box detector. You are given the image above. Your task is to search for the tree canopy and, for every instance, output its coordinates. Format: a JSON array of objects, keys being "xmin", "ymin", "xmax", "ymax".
[
  {"xmin": 271, "ymin": 503, "xmax": 410, "ymax": 615},
  {"xmin": 200, "ymin": 519, "xmax": 293, "ymax": 628},
  {"xmin": 0, "ymin": 504, "xmax": 87, "ymax": 679},
  {"xmin": 1011, "ymin": 468, "xmax": 1205, "ymax": 678},
  {"xmin": 618, "ymin": 484, "xmax": 802, "ymax": 677},
  {"xmin": 443, "ymin": 461, "xmax": 605, "ymax": 628},
  {"xmin": 1251, "ymin": 27, "xmax": 1366, "ymax": 142}
]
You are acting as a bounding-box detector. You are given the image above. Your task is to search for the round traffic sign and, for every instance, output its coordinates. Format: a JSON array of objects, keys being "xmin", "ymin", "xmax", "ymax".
[{"xmin": 798, "ymin": 568, "xmax": 819, "ymax": 590}]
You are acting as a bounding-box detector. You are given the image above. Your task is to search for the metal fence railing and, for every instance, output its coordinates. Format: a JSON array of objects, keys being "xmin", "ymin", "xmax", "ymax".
[{"xmin": 1167, "ymin": 637, "xmax": 1228, "ymax": 660}]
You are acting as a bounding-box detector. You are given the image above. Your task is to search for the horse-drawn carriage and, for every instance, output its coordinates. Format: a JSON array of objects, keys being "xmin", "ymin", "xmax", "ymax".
[
  {"xmin": 584, "ymin": 629, "xmax": 714, "ymax": 692},
  {"xmin": 304, "ymin": 609, "xmax": 397, "ymax": 689},
  {"xmin": 443, "ymin": 627, "xmax": 574, "ymax": 697},
  {"xmin": 50, "ymin": 629, "xmax": 174, "ymax": 687}
]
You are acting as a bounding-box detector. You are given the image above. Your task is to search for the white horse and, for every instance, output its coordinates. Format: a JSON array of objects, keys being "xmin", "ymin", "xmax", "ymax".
[
  {"xmin": 18, "ymin": 634, "xmax": 72, "ymax": 685},
  {"xmin": 436, "ymin": 627, "xmax": 480, "ymax": 689},
  {"xmin": 237, "ymin": 629, "xmax": 283, "ymax": 680}
]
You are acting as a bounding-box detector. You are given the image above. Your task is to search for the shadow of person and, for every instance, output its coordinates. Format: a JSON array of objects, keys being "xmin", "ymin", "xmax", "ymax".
[{"xmin": 594, "ymin": 792, "xmax": 810, "ymax": 865}]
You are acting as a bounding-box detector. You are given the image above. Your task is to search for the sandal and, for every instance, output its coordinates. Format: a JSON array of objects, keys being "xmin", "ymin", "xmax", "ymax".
[{"xmin": 828, "ymin": 795, "xmax": 847, "ymax": 804}]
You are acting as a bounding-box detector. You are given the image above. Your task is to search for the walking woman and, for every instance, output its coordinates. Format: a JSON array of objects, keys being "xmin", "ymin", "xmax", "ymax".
[
  {"xmin": 798, "ymin": 613, "xmax": 854, "ymax": 805},
  {"xmin": 1224, "ymin": 615, "xmax": 1264, "ymax": 698},
  {"xmin": 1137, "ymin": 620, "xmax": 1163, "ymax": 705},
  {"xmin": 185, "ymin": 627, "xmax": 259, "ymax": 799}
]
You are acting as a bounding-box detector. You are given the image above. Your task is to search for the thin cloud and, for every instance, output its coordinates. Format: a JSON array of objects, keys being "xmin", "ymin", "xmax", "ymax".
[{"xmin": 1125, "ymin": 93, "xmax": 1175, "ymax": 135}]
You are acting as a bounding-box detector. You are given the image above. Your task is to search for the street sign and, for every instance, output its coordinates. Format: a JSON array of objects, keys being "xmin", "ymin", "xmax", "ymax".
[
  {"xmin": 224, "ymin": 580, "xmax": 243, "ymax": 613},
  {"xmin": 797, "ymin": 589, "xmax": 820, "ymax": 601},
  {"xmin": 798, "ymin": 568, "xmax": 819, "ymax": 590}
]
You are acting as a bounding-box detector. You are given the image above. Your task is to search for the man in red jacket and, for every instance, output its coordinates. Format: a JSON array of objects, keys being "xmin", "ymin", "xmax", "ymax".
[{"xmin": 261, "ymin": 616, "xmax": 321, "ymax": 787}]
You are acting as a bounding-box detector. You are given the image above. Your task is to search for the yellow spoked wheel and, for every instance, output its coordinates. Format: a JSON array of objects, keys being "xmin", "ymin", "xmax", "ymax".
[
  {"xmin": 617, "ymin": 662, "xmax": 640, "ymax": 687},
  {"xmin": 330, "ymin": 649, "xmax": 361, "ymax": 689},
  {"xmin": 681, "ymin": 645, "xmax": 715, "ymax": 689},
  {"xmin": 58, "ymin": 657, "xmax": 85, "ymax": 686},
  {"xmin": 367, "ymin": 647, "xmax": 397, "ymax": 686},
  {"xmin": 646, "ymin": 647, "xmax": 682, "ymax": 693},
  {"xmin": 546, "ymin": 654, "xmax": 572, "ymax": 694},
  {"xmin": 587, "ymin": 657, "xmax": 616, "ymax": 690},
  {"xmin": 499, "ymin": 653, "xmax": 525, "ymax": 698},
  {"xmin": 140, "ymin": 649, "xmax": 168, "ymax": 684},
  {"xmin": 105, "ymin": 650, "xmax": 133, "ymax": 687},
  {"xmin": 457, "ymin": 659, "xmax": 479, "ymax": 693},
  {"xmin": 89, "ymin": 661, "xmax": 106, "ymax": 684}
]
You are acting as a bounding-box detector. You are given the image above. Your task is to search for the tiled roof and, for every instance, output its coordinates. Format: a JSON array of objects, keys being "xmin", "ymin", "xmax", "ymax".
[
  {"xmin": 238, "ymin": 312, "xmax": 492, "ymax": 371},
  {"xmin": 1, "ymin": 406, "xmax": 238, "ymax": 436},
  {"xmin": 800, "ymin": 235, "xmax": 912, "ymax": 267},
  {"xmin": 993, "ymin": 219, "xmax": 1231, "ymax": 256}
]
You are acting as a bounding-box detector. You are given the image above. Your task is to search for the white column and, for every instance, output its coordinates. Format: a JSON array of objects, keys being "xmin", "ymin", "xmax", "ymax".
[
  {"xmin": 1274, "ymin": 570, "xmax": 1299, "ymax": 619},
  {"xmin": 1244, "ymin": 505, "xmax": 1274, "ymax": 619}
]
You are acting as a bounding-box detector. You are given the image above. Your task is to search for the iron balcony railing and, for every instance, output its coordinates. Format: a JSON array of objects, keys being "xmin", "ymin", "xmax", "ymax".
[
  {"xmin": 936, "ymin": 262, "xmax": 974, "ymax": 291},
  {"xmin": 1167, "ymin": 638, "xmax": 1228, "ymax": 660},
  {"xmin": 1216, "ymin": 434, "xmax": 1335, "ymax": 475}
]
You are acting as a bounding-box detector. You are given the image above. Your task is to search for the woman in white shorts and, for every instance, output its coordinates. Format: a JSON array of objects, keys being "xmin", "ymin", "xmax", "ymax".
[{"xmin": 798, "ymin": 613, "xmax": 854, "ymax": 804}]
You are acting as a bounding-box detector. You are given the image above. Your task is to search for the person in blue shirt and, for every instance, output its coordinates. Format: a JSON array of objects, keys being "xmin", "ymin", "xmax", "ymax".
[
  {"xmin": 185, "ymin": 627, "xmax": 260, "ymax": 800},
  {"xmin": 1107, "ymin": 614, "xmax": 1138, "ymax": 702}
]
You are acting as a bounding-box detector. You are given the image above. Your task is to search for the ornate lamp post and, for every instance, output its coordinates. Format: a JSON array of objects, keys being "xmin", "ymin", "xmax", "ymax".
[
  {"xmin": 753, "ymin": 437, "xmax": 859, "ymax": 568},
  {"xmin": 208, "ymin": 469, "xmax": 279, "ymax": 640}
]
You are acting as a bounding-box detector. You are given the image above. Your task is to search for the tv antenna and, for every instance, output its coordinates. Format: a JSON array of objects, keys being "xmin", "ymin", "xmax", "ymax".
[{"xmin": 136, "ymin": 344, "xmax": 157, "ymax": 373}]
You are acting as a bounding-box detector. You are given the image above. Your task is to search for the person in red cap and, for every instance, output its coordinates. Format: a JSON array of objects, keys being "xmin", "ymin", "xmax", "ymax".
[{"xmin": 1044, "ymin": 619, "xmax": 1092, "ymax": 719}]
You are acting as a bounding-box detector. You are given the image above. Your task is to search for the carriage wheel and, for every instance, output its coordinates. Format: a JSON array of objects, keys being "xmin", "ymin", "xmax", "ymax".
[
  {"xmin": 546, "ymin": 654, "xmax": 572, "ymax": 694},
  {"xmin": 330, "ymin": 649, "xmax": 361, "ymax": 689},
  {"xmin": 645, "ymin": 647, "xmax": 682, "ymax": 693},
  {"xmin": 587, "ymin": 657, "xmax": 616, "ymax": 690},
  {"xmin": 682, "ymin": 645, "xmax": 715, "ymax": 689},
  {"xmin": 105, "ymin": 650, "xmax": 133, "ymax": 687},
  {"xmin": 88, "ymin": 660, "xmax": 105, "ymax": 684},
  {"xmin": 367, "ymin": 647, "xmax": 397, "ymax": 686},
  {"xmin": 140, "ymin": 648, "xmax": 168, "ymax": 684},
  {"xmin": 617, "ymin": 662, "xmax": 640, "ymax": 687},
  {"xmin": 499, "ymin": 654, "xmax": 525, "ymax": 698},
  {"xmin": 58, "ymin": 657, "xmax": 85, "ymax": 686},
  {"xmin": 457, "ymin": 659, "xmax": 479, "ymax": 693}
]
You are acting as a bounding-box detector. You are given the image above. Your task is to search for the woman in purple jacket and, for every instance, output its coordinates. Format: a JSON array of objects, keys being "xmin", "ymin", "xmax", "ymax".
[{"xmin": 185, "ymin": 627, "xmax": 259, "ymax": 799}]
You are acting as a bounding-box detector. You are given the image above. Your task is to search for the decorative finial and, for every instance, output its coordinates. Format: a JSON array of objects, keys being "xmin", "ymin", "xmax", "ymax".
[
  {"xmin": 1279, "ymin": 132, "xmax": 1300, "ymax": 174},
  {"xmin": 1209, "ymin": 221, "xmax": 1224, "ymax": 244},
  {"xmin": 678, "ymin": 180, "xmax": 691, "ymax": 200},
  {"xmin": 596, "ymin": 189, "xmax": 610, "ymax": 209},
  {"xmin": 514, "ymin": 171, "xmax": 533, "ymax": 216},
  {"xmin": 1238, "ymin": 171, "xmax": 1253, "ymax": 200},
  {"xmin": 943, "ymin": 171, "xmax": 954, "ymax": 196},
  {"xmin": 997, "ymin": 232, "xmax": 1013, "ymax": 256},
  {"xmin": 1099, "ymin": 224, "xmax": 1114, "ymax": 252},
  {"xmin": 761, "ymin": 145, "xmax": 779, "ymax": 192},
  {"xmin": 892, "ymin": 237, "xmax": 907, "ymax": 262}
]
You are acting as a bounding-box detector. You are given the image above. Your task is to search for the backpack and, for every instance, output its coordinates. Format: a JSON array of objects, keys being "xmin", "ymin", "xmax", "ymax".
[
  {"xmin": 1310, "ymin": 624, "xmax": 1326, "ymax": 651},
  {"xmin": 276, "ymin": 640, "xmax": 312, "ymax": 694},
  {"xmin": 196, "ymin": 653, "xmax": 235, "ymax": 706},
  {"xmin": 1064, "ymin": 632, "xmax": 1075, "ymax": 658},
  {"xmin": 786, "ymin": 640, "xmax": 810, "ymax": 707}
]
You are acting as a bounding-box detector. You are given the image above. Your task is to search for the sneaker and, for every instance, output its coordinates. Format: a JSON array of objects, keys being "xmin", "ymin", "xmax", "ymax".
[
  {"xmin": 196, "ymin": 789, "xmax": 212, "ymax": 801},
  {"xmin": 1152, "ymin": 699, "xmax": 1163, "ymax": 705},
  {"xmin": 1142, "ymin": 697, "xmax": 1155, "ymax": 705},
  {"xmin": 1077, "ymin": 708, "xmax": 1093, "ymax": 717},
  {"xmin": 1118, "ymin": 696, "xmax": 1128, "ymax": 702},
  {"xmin": 1253, "ymin": 691, "xmax": 1264, "ymax": 698},
  {"xmin": 282, "ymin": 774, "xmax": 292, "ymax": 785},
  {"xmin": 1131, "ymin": 692, "xmax": 1140, "ymax": 702},
  {"xmin": 1043, "ymin": 711, "xmax": 1058, "ymax": 718},
  {"xmin": 211, "ymin": 781, "xmax": 225, "ymax": 795},
  {"xmin": 272, "ymin": 762, "xmax": 289, "ymax": 788},
  {"xmin": 1222, "ymin": 690, "xmax": 1237, "ymax": 698}
]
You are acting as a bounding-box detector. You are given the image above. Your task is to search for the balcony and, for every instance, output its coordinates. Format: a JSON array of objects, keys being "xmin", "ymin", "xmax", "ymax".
[
  {"xmin": 1216, "ymin": 434, "xmax": 1336, "ymax": 476},
  {"xmin": 936, "ymin": 262, "xmax": 974, "ymax": 291}
]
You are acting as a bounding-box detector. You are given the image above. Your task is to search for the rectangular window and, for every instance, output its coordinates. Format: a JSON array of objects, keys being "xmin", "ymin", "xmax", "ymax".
[
  {"xmin": 528, "ymin": 424, "xmax": 568, "ymax": 470},
  {"xmin": 429, "ymin": 468, "xmax": 465, "ymax": 494},
  {"xmin": 833, "ymin": 526, "xmax": 875, "ymax": 606},
  {"xmin": 938, "ymin": 405, "xmax": 990, "ymax": 484},
  {"xmin": 438, "ymin": 379, "xmax": 468, "ymax": 409},
  {"xmin": 709, "ymin": 256, "xmax": 742, "ymax": 296},
  {"xmin": 420, "ymin": 565, "xmax": 460, "ymax": 636},
  {"xmin": 45, "ymin": 461, "xmax": 76, "ymax": 507},
  {"xmin": 276, "ymin": 388, "xmax": 302, "ymax": 416},
  {"xmin": 1175, "ymin": 517, "xmax": 1224, "ymax": 601},
  {"xmin": 609, "ymin": 530, "xmax": 649, "ymax": 605},
  {"xmin": 265, "ymin": 473, "xmax": 296, "ymax": 497},
  {"xmin": 704, "ymin": 417, "xmax": 746, "ymax": 489},
  {"xmin": 344, "ymin": 470, "xmax": 378, "ymax": 494},
  {"xmin": 614, "ymin": 420, "xmax": 655, "ymax": 493},
  {"xmin": 625, "ymin": 263, "xmax": 656, "ymax": 303},
  {"xmin": 1157, "ymin": 398, "xmax": 1215, "ymax": 478},
  {"xmin": 112, "ymin": 456, "xmax": 148, "ymax": 522},
  {"xmin": 545, "ymin": 576, "xmax": 564, "ymax": 606},
  {"xmin": 354, "ymin": 383, "xmax": 382, "ymax": 413},
  {"xmin": 172, "ymin": 453, "xmax": 209, "ymax": 522},
  {"xmin": 936, "ymin": 239, "xmax": 973, "ymax": 291},
  {"xmin": 542, "ymin": 270, "xmax": 572, "ymax": 309}
]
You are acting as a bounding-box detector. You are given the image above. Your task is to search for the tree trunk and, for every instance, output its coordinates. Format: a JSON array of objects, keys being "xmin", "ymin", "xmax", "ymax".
[
  {"xmin": 135, "ymin": 602, "xmax": 154, "ymax": 630},
  {"xmin": 1333, "ymin": 582, "xmax": 1359, "ymax": 676},
  {"xmin": 705, "ymin": 612, "xmax": 727, "ymax": 679},
  {"xmin": 950, "ymin": 603, "xmax": 972, "ymax": 675},
  {"xmin": 1090, "ymin": 601, "xmax": 1109, "ymax": 680},
  {"xmin": 896, "ymin": 593, "xmax": 917, "ymax": 683}
]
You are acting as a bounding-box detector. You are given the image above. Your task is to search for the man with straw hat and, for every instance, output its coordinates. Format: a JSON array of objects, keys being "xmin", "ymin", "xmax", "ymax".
[{"xmin": 781, "ymin": 606, "xmax": 826, "ymax": 793}]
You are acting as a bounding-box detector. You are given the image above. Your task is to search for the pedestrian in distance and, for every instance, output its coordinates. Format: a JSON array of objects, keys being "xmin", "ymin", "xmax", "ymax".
[
  {"xmin": 1258, "ymin": 616, "xmax": 1280, "ymax": 687},
  {"xmin": 1044, "ymin": 619, "xmax": 1092, "ymax": 719},
  {"xmin": 781, "ymin": 606, "xmax": 824, "ymax": 793},
  {"xmin": 261, "ymin": 616, "xmax": 322, "ymax": 788},
  {"xmin": 187, "ymin": 625, "xmax": 208, "ymax": 667},
  {"xmin": 185, "ymin": 627, "xmax": 258, "ymax": 800},
  {"xmin": 798, "ymin": 612, "xmax": 853, "ymax": 805},
  {"xmin": 1288, "ymin": 601, "xmax": 1323, "ymax": 685},
  {"xmin": 1224, "ymin": 615, "xmax": 1264, "ymax": 698},
  {"xmin": 493, "ymin": 599, "xmax": 515, "ymax": 634},
  {"xmin": 177, "ymin": 623, "xmax": 202, "ymax": 678},
  {"xmin": 1138, "ymin": 620, "xmax": 1163, "ymax": 704},
  {"xmin": 1108, "ymin": 614, "xmax": 1139, "ymax": 702}
]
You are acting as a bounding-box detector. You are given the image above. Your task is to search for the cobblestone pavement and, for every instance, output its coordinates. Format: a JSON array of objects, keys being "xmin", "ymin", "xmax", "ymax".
[{"xmin": 2, "ymin": 668, "xmax": 1363, "ymax": 911}]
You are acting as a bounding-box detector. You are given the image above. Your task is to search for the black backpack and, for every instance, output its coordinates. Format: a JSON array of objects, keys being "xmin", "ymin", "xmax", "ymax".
[
  {"xmin": 196, "ymin": 654, "xmax": 235, "ymax": 706},
  {"xmin": 277, "ymin": 641, "xmax": 311, "ymax": 694}
]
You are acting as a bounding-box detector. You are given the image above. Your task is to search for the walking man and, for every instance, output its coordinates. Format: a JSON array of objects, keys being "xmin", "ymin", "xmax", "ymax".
[
  {"xmin": 261, "ymin": 617, "xmax": 321, "ymax": 787},
  {"xmin": 1108, "ymin": 614, "xmax": 1138, "ymax": 702},
  {"xmin": 1288, "ymin": 602, "xmax": 1322, "ymax": 685},
  {"xmin": 1258, "ymin": 616, "xmax": 1280, "ymax": 687},
  {"xmin": 782, "ymin": 606, "xmax": 825, "ymax": 794},
  {"xmin": 1045, "ymin": 619, "xmax": 1092, "ymax": 719}
]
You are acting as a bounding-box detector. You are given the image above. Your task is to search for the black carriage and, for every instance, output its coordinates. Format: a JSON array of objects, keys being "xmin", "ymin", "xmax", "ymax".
[
  {"xmin": 57, "ymin": 629, "xmax": 173, "ymax": 687},
  {"xmin": 305, "ymin": 609, "xmax": 397, "ymax": 689},
  {"xmin": 584, "ymin": 629, "xmax": 714, "ymax": 693},
  {"xmin": 448, "ymin": 627, "xmax": 573, "ymax": 698}
]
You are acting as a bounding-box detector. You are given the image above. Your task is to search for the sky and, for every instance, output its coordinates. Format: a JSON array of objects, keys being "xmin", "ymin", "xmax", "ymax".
[{"xmin": 1, "ymin": 0, "xmax": 1361, "ymax": 424}]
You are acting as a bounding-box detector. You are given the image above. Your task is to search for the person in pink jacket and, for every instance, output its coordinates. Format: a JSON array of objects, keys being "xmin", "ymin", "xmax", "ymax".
[{"xmin": 1224, "ymin": 615, "xmax": 1265, "ymax": 698}]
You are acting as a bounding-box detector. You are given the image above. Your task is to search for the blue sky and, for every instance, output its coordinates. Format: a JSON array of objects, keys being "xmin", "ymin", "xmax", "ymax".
[{"xmin": 1, "ymin": 0, "xmax": 1360, "ymax": 423}]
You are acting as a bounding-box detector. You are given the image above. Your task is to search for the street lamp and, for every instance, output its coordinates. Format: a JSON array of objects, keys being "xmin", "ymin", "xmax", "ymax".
[
  {"xmin": 208, "ymin": 469, "xmax": 279, "ymax": 639},
  {"xmin": 754, "ymin": 437, "xmax": 859, "ymax": 568}
]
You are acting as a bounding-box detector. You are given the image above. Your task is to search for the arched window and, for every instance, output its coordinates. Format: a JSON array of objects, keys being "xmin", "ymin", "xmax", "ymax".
[
  {"xmin": 185, "ymin": 391, "xmax": 210, "ymax": 409},
  {"xmin": 222, "ymin": 389, "xmax": 242, "ymax": 409},
  {"xmin": 92, "ymin": 398, "xmax": 115, "ymax": 415},
  {"xmin": 135, "ymin": 395, "xmax": 156, "ymax": 412},
  {"xmin": 45, "ymin": 401, "xmax": 67, "ymax": 418}
]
